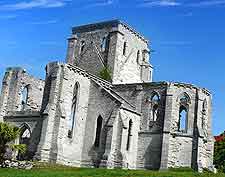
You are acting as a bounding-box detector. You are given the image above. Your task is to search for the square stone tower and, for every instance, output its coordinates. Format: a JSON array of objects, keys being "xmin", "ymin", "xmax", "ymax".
[{"xmin": 66, "ymin": 20, "xmax": 153, "ymax": 84}]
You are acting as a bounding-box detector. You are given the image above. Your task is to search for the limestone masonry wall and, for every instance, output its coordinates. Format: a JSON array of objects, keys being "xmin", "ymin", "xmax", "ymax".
[{"xmin": 0, "ymin": 20, "xmax": 215, "ymax": 172}]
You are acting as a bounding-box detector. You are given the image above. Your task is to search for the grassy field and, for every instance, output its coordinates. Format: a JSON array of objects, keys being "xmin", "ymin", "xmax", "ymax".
[{"xmin": 0, "ymin": 163, "xmax": 224, "ymax": 177}]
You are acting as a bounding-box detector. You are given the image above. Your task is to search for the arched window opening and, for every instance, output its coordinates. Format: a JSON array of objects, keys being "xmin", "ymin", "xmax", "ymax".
[
  {"xmin": 21, "ymin": 86, "xmax": 28, "ymax": 110},
  {"xmin": 17, "ymin": 125, "xmax": 31, "ymax": 160},
  {"xmin": 68, "ymin": 82, "xmax": 79, "ymax": 138},
  {"xmin": 151, "ymin": 93, "xmax": 160, "ymax": 103},
  {"xmin": 80, "ymin": 41, "xmax": 85, "ymax": 54},
  {"xmin": 180, "ymin": 94, "xmax": 189, "ymax": 104},
  {"xmin": 123, "ymin": 42, "xmax": 127, "ymax": 56},
  {"xmin": 94, "ymin": 115, "xmax": 103, "ymax": 147},
  {"xmin": 126, "ymin": 119, "xmax": 133, "ymax": 151},
  {"xmin": 178, "ymin": 105, "xmax": 188, "ymax": 132},
  {"xmin": 152, "ymin": 104, "xmax": 158, "ymax": 122},
  {"xmin": 136, "ymin": 50, "xmax": 140, "ymax": 64},
  {"xmin": 149, "ymin": 93, "xmax": 160, "ymax": 123},
  {"xmin": 101, "ymin": 37, "xmax": 107, "ymax": 52},
  {"xmin": 202, "ymin": 99, "xmax": 207, "ymax": 114}
]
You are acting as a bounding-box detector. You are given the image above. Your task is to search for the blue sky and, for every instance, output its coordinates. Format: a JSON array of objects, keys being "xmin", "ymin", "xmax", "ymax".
[{"xmin": 0, "ymin": 0, "xmax": 225, "ymax": 135}]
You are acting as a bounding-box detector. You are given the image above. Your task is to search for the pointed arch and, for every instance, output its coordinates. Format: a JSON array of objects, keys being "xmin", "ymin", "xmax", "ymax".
[
  {"xmin": 94, "ymin": 115, "xmax": 103, "ymax": 147},
  {"xmin": 80, "ymin": 41, "xmax": 86, "ymax": 54},
  {"xmin": 21, "ymin": 85, "xmax": 29, "ymax": 110},
  {"xmin": 101, "ymin": 37, "xmax": 107, "ymax": 52},
  {"xmin": 178, "ymin": 105, "xmax": 188, "ymax": 132},
  {"xmin": 148, "ymin": 92, "xmax": 160, "ymax": 125},
  {"xmin": 17, "ymin": 123, "xmax": 31, "ymax": 160},
  {"xmin": 177, "ymin": 92, "xmax": 191, "ymax": 105},
  {"xmin": 151, "ymin": 92, "xmax": 160, "ymax": 102},
  {"xmin": 68, "ymin": 82, "xmax": 80, "ymax": 138},
  {"xmin": 177, "ymin": 92, "xmax": 190, "ymax": 133}
]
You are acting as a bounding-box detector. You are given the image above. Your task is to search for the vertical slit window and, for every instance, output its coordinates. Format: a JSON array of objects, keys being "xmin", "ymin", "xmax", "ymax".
[
  {"xmin": 80, "ymin": 41, "xmax": 85, "ymax": 54},
  {"xmin": 126, "ymin": 119, "xmax": 133, "ymax": 151},
  {"xmin": 136, "ymin": 50, "xmax": 140, "ymax": 64},
  {"xmin": 21, "ymin": 86, "xmax": 28, "ymax": 110},
  {"xmin": 101, "ymin": 37, "xmax": 107, "ymax": 52},
  {"xmin": 68, "ymin": 82, "xmax": 79, "ymax": 138},
  {"xmin": 179, "ymin": 105, "xmax": 188, "ymax": 132},
  {"xmin": 94, "ymin": 115, "xmax": 103, "ymax": 147},
  {"xmin": 150, "ymin": 93, "xmax": 160, "ymax": 123},
  {"xmin": 123, "ymin": 42, "xmax": 127, "ymax": 56}
]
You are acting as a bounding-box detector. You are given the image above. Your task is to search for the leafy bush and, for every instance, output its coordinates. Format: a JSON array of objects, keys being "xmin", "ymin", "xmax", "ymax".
[
  {"xmin": 214, "ymin": 136, "xmax": 225, "ymax": 173},
  {"xmin": 0, "ymin": 122, "xmax": 26, "ymax": 164},
  {"xmin": 98, "ymin": 67, "xmax": 112, "ymax": 81}
]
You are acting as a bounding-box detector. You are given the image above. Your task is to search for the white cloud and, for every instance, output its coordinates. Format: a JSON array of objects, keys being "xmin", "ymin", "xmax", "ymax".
[
  {"xmin": 189, "ymin": 0, "xmax": 225, "ymax": 7},
  {"xmin": 0, "ymin": 0, "xmax": 71, "ymax": 11},
  {"xmin": 138, "ymin": 0, "xmax": 181, "ymax": 7},
  {"xmin": 83, "ymin": 0, "xmax": 114, "ymax": 8}
]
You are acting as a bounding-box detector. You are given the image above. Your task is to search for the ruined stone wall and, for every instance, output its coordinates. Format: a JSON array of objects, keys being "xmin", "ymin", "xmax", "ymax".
[
  {"xmin": 113, "ymin": 83, "xmax": 167, "ymax": 170},
  {"xmin": 166, "ymin": 84, "xmax": 197, "ymax": 168},
  {"xmin": 196, "ymin": 89, "xmax": 214, "ymax": 171},
  {"xmin": 4, "ymin": 112, "xmax": 43, "ymax": 160},
  {"xmin": 160, "ymin": 83, "xmax": 214, "ymax": 170},
  {"xmin": 37, "ymin": 63, "xmax": 92, "ymax": 165},
  {"xmin": 80, "ymin": 81, "xmax": 119, "ymax": 167},
  {"xmin": 0, "ymin": 67, "xmax": 45, "ymax": 121},
  {"xmin": 35, "ymin": 62, "xmax": 65, "ymax": 162},
  {"xmin": 118, "ymin": 108, "xmax": 140, "ymax": 169}
]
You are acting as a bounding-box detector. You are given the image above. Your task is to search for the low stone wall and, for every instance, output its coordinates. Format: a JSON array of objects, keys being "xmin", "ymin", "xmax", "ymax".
[{"xmin": 0, "ymin": 160, "xmax": 33, "ymax": 169}]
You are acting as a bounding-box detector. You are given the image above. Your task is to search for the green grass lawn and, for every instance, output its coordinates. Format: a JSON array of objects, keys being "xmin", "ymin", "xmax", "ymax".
[{"xmin": 0, "ymin": 163, "xmax": 224, "ymax": 177}]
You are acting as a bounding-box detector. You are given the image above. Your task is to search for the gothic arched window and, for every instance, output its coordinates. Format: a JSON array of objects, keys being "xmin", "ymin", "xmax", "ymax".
[
  {"xmin": 101, "ymin": 37, "xmax": 107, "ymax": 52},
  {"xmin": 68, "ymin": 82, "xmax": 79, "ymax": 138},
  {"xmin": 152, "ymin": 104, "xmax": 158, "ymax": 122},
  {"xmin": 178, "ymin": 93, "xmax": 190, "ymax": 133},
  {"xmin": 149, "ymin": 92, "xmax": 160, "ymax": 122},
  {"xmin": 80, "ymin": 41, "xmax": 85, "ymax": 54},
  {"xmin": 126, "ymin": 119, "xmax": 133, "ymax": 151},
  {"xmin": 94, "ymin": 115, "xmax": 103, "ymax": 147},
  {"xmin": 21, "ymin": 86, "xmax": 28, "ymax": 110},
  {"xmin": 179, "ymin": 105, "xmax": 188, "ymax": 132},
  {"xmin": 17, "ymin": 124, "xmax": 31, "ymax": 160}
]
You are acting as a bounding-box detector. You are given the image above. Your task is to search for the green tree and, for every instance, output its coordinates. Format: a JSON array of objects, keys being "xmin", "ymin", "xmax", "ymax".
[
  {"xmin": 214, "ymin": 136, "xmax": 225, "ymax": 173},
  {"xmin": 0, "ymin": 122, "xmax": 26, "ymax": 164},
  {"xmin": 98, "ymin": 67, "xmax": 112, "ymax": 81}
]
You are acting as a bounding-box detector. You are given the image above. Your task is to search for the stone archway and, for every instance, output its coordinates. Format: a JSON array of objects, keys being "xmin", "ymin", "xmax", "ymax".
[{"xmin": 17, "ymin": 124, "xmax": 31, "ymax": 160}]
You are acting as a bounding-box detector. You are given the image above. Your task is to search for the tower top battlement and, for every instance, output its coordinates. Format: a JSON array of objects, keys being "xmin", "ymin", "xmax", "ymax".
[
  {"xmin": 66, "ymin": 19, "xmax": 153, "ymax": 84},
  {"xmin": 72, "ymin": 20, "xmax": 148, "ymax": 43}
]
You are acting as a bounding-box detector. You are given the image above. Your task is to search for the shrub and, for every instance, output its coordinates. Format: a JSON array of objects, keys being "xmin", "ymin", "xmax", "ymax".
[
  {"xmin": 98, "ymin": 67, "xmax": 112, "ymax": 81},
  {"xmin": 0, "ymin": 122, "xmax": 26, "ymax": 164},
  {"xmin": 214, "ymin": 136, "xmax": 225, "ymax": 173}
]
